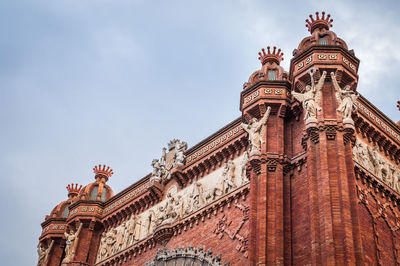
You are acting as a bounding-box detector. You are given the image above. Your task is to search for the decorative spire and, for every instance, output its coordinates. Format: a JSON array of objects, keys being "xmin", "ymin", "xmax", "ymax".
[
  {"xmin": 66, "ymin": 183, "xmax": 82, "ymax": 198},
  {"xmin": 258, "ymin": 46, "xmax": 284, "ymax": 65},
  {"xmin": 93, "ymin": 164, "xmax": 114, "ymax": 181},
  {"xmin": 305, "ymin": 11, "xmax": 333, "ymax": 33}
]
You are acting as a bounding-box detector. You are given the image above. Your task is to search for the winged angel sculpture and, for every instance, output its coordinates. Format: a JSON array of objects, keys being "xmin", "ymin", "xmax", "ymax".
[
  {"xmin": 331, "ymin": 71, "xmax": 359, "ymax": 122},
  {"xmin": 292, "ymin": 68, "xmax": 327, "ymax": 122}
]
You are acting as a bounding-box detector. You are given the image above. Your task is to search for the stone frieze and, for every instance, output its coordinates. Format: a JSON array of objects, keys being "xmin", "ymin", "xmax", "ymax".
[
  {"xmin": 96, "ymin": 153, "xmax": 250, "ymax": 263},
  {"xmin": 353, "ymin": 137, "xmax": 400, "ymax": 193}
]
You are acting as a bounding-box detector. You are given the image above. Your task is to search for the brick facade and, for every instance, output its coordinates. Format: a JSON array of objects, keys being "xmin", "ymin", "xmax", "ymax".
[{"xmin": 37, "ymin": 12, "xmax": 400, "ymax": 266}]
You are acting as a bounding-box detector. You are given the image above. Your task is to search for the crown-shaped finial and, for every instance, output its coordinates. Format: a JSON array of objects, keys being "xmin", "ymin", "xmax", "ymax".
[
  {"xmin": 66, "ymin": 183, "xmax": 82, "ymax": 197},
  {"xmin": 93, "ymin": 164, "xmax": 114, "ymax": 181},
  {"xmin": 258, "ymin": 46, "xmax": 284, "ymax": 65},
  {"xmin": 305, "ymin": 11, "xmax": 333, "ymax": 33},
  {"xmin": 397, "ymin": 100, "xmax": 400, "ymax": 111}
]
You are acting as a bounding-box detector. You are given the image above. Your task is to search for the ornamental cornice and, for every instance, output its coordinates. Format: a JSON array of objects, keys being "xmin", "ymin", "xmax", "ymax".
[
  {"xmin": 39, "ymin": 219, "xmax": 67, "ymax": 241},
  {"xmin": 183, "ymin": 136, "xmax": 248, "ymax": 184},
  {"xmin": 247, "ymin": 153, "xmax": 289, "ymax": 172},
  {"xmin": 240, "ymin": 81, "xmax": 291, "ymax": 105},
  {"xmin": 246, "ymin": 152, "xmax": 306, "ymax": 175},
  {"xmin": 102, "ymin": 182, "xmax": 157, "ymax": 218},
  {"xmin": 67, "ymin": 204, "xmax": 104, "ymax": 222},
  {"xmin": 354, "ymin": 120, "xmax": 400, "ymax": 165},
  {"xmin": 242, "ymin": 80, "xmax": 291, "ymax": 93},
  {"xmin": 355, "ymin": 95, "xmax": 400, "ymax": 146},
  {"xmin": 289, "ymin": 45, "xmax": 360, "ymax": 78},
  {"xmin": 185, "ymin": 122, "xmax": 246, "ymax": 166}
]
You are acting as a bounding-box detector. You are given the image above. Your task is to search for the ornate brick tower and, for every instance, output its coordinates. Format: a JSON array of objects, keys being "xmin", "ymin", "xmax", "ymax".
[
  {"xmin": 39, "ymin": 165, "xmax": 115, "ymax": 266},
  {"xmin": 241, "ymin": 45, "xmax": 291, "ymax": 265},
  {"xmin": 288, "ymin": 11, "xmax": 363, "ymax": 265}
]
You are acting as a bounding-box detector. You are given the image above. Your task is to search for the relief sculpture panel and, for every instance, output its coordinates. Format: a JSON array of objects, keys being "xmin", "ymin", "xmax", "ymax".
[
  {"xmin": 353, "ymin": 137, "xmax": 400, "ymax": 193},
  {"xmin": 97, "ymin": 153, "xmax": 249, "ymax": 263}
]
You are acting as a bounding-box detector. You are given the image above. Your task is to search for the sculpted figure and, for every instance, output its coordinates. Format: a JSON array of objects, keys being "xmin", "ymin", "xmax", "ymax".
[
  {"xmin": 331, "ymin": 72, "xmax": 359, "ymax": 121},
  {"xmin": 146, "ymin": 210, "xmax": 157, "ymax": 235},
  {"xmin": 185, "ymin": 181, "xmax": 206, "ymax": 215},
  {"xmin": 353, "ymin": 139, "xmax": 371, "ymax": 170},
  {"xmin": 97, "ymin": 232, "xmax": 107, "ymax": 262},
  {"xmin": 368, "ymin": 146, "xmax": 384, "ymax": 178},
  {"xmin": 222, "ymin": 160, "xmax": 237, "ymax": 194},
  {"xmin": 173, "ymin": 195, "xmax": 184, "ymax": 220},
  {"xmin": 126, "ymin": 215, "xmax": 141, "ymax": 246},
  {"xmin": 150, "ymin": 159, "xmax": 162, "ymax": 182},
  {"xmin": 174, "ymin": 141, "xmax": 187, "ymax": 167},
  {"xmin": 192, "ymin": 181, "xmax": 206, "ymax": 208},
  {"xmin": 160, "ymin": 167, "xmax": 171, "ymax": 182},
  {"xmin": 37, "ymin": 240, "xmax": 54, "ymax": 266},
  {"xmin": 63, "ymin": 222, "xmax": 83, "ymax": 263},
  {"xmin": 292, "ymin": 69, "xmax": 327, "ymax": 121},
  {"xmin": 240, "ymin": 151, "xmax": 250, "ymax": 184},
  {"xmin": 115, "ymin": 221, "xmax": 127, "ymax": 252},
  {"xmin": 241, "ymin": 106, "xmax": 271, "ymax": 156},
  {"xmin": 386, "ymin": 163, "xmax": 396, "ymax": 185},
  {"xmin": 158, "ymin": 192, "xmax": 179, "ymax": 225},
  {"xmin": 105, "ymin": 229, "xmax": 117, "ymax": 257},
  {"xmin": 393, "ymin": 167, "xmax": 400, "ymax": 192}
]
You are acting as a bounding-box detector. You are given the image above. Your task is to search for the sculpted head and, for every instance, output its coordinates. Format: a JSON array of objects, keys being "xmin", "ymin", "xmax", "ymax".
[
  {"xmin": 305, "ymin": 85, "xmax": 311, "ymax": 92},
  {"xmin": 344, "ymin": 85, "xmax": 351, "ymax": 91}
]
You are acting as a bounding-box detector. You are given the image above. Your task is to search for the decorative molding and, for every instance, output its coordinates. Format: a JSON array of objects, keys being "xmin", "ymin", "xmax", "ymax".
[
  {"xmin": 186, "ymin": 125, "xmax": 243, "ymax": 164},
  {"xmin": 296, "ymin": 53, "xmax": 356, "ymax": 73},
  {"xmin": 356, "ymin": 101, "xmax": 400, "ymax": 143},
  {"xmin": 104, "ymin": 182, "xmax": 152, "ymax": 214}
]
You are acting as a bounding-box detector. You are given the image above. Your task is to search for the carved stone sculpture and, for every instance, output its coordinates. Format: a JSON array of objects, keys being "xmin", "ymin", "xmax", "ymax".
[
  {"xmin": 126, "ymin": 215, "xmax": 141, "ymax": 246},
  {"xmin": 96, "ymin": 156, "xmax": 251, "ymax": 262},
  {"xmin": 173, "ymin": 141, "xmax": 187, "ymax": 167},
  {"xmin": 115, "ymin": 221, "xmax": 127, "ymax": 252},
  {"xmin": 241, "ymin": 106, "xmax": 271, "ymax": 156},
  {"xmin": 97, "ymin": 232, "xmax": 107, "ymax": 262},
  {"xmin": 157, "ymin": 191, "xmax": 180, "ymax": 226},
  {"xmin": 105, "ymin": 229, "xmax": 117, "ymax": 258},
  {"xmin": 151, "ymin": 140, "xmax": 188, "ymax": 183},
  {"xmin": 393, "ymin": 167, "xmax": 400, "ymax": 192},
  {"xmin": 146, "ymin": 211, "xmax": 157, "ymax": 235},
  {"xmin": 331, "ymin": 71, "xmax": 359, "ymax": 123},
  {"xmin": 150, "ymin": 159, "xmax": 162, "ymax": 182},
  {"xmin": 240, "ymin": 151, "xmax": 250, "ymax": 185},
  {"xmin": 37, "ymin": 240, "xmax": 54, "ymax": 266},
  {"xmin": 62, "ymin": 222, "xmax": 83, "ymax": 263},
  {"xmin": 367, "ymin": 146, "xmax": 383, "ymax": 177},
  {"xmin": 353, "ymin": 139, "xmax": 400, "ymax": 193},
  {"xmin": 222, "ymin": 160, "xmax": 237, "ymax": 194},
  {"xmin": 192, "ymin": 181, "xmax": 206, "ymax": 209},
  {"xmin": 292, "ymin": 68, "xmax": 326, "ymax": 123}
]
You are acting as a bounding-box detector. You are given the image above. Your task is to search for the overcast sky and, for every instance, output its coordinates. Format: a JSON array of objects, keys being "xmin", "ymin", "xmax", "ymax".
[{"xmin": 1, "ymin": 0, "xmax": 399, "ymax": 265}]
